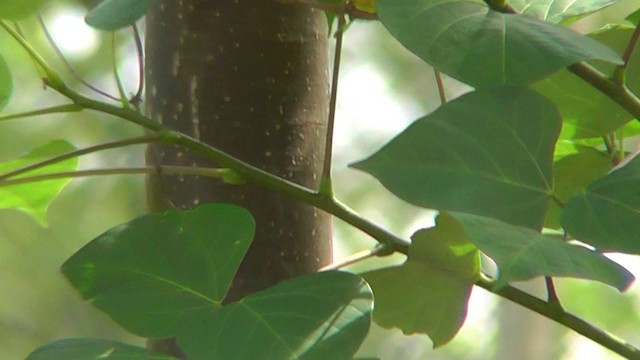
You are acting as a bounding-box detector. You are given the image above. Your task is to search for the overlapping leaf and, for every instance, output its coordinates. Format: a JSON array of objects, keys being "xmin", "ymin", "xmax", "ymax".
[
  {"xmin": 0, "ymin": 0, "xmax": 46, "ymax": 20},
  {"xmin": 545, "ymin": 146, "xmax": 611, "ymax": 228},
  {"xmin": 0, "ymin": 140, "xmax": 77, "ymax": 225},
  {"xmin": 177, "ymin": 271, "xmax": 373, "ymax": 360},
  {"xmin": 62, "ymin": 203, "xmax": 255, "ymax": 338},
  {"xmin": 563, "ymin": 157, "xmax": 640, "ymax": 254},
  {"xmin": 448, "ymin": 212, "xmax": 634, "ymax": 290},
  {"xmin": 362, "ymin": 219, "xmax": 479, "ymax": 347},
  {"xmin": 376, "ymin": 0, "xmax": 621, "ymax": 87},
  {"xmin": 85, "ymin": 0, "xmax": 151, "ymax": 30},
  {"xmin": 26, "ymin": 339, "xmax": 177, "ymax": 360},
  {"xmin": 352, "ymin": 86, "xmax": 560, "ymax": 229},
  {"xmin": 534, "ymin": 25, "xmax": 639, "ymax": 138},
  {"xmin": 509, "ymin": 0, "xmax": 618, "ymax": 23},
  {"xmin": 0, "ymin": 55, "xmax": 11, "ymax": 111}
]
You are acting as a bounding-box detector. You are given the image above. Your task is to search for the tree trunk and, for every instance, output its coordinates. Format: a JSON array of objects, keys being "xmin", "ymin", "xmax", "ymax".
[{"xmin": 144, "ymin": 1, "xmax": 332, "ymax": 356}]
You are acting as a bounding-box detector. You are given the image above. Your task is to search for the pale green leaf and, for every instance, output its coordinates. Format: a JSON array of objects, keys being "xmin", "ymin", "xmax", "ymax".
[
  {"xmin": 85, "ymin": 0, "xmax": 151, "ymax": 30},
  {"xmin": 509, "ymin": 0, "xmax": 618, "ymax": 23},
  {"xmin": 26, "ymin": 339, "xmax": 177, "ymax": 360},
  {"xmin": 0, "ymin": 54, "xmax": 12, "ymax": 111},
  {"xmin": 0, "ymin": 0, "xmax": 46, "ymax": 20}
]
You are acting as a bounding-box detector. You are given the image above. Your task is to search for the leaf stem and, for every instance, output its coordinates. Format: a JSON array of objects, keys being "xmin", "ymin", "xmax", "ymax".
[
  {"xmin": 320, "ymin": 243, "xmax": 394, "ymax": 271},
  {"xmin": 613, "ymin": 23, "xmax": 640, "ymax": 84},
  {"xmin": 0, "ymin": 135, "xmax": 161, "ymax": 181},
  {"xmin": 130, "ymin": 23, "xmax": 145, "ymax": 107},
  {"xmin": 434, "ymin": 69, "xmax": 447, "ymax": 105},
  {"xmin": 320, "ymin": 14, "xmax": 346, "ymax": 196},
  {"xmin": 0, "ymin": 104, "xmax": 82, "ymax": 122},
  {"xmin": 544, "ymin": 276, "xmax": 562, "ymax": 307}
]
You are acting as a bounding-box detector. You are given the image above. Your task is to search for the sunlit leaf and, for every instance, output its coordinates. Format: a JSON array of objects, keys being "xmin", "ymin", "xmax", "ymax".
[
  {"xmin": 0, "ymin": 0, "xmax": 46, "ymax": 20},
  {"xmin": 0, "ymin": 55, "xmax": 12, "ymax": 111},
  {"xmin": 352, "ymin": 86, "xmax": 560, "ymax": 229},
  {"xmin": 509, "ymin": 0, "xmax": 618, "ymax": 23},
  {"xmin": 448, "ymin": 212, "xmax": 634, "ymax": 291},
  {"xmin": 362, "ymin": 219, "xmax": 479, "ymax": 347},
  {"xmin": 377, "ymin": 0, "xmax": 621, "ymax": 87},
  {"xmin": 26, "ymin": 338, "xmax": 177, "ymax": 360},
  {"xmin": 0, "ymin": 140, "xmax": 77, "ymax": 226},
  {"xmin": 563, "ymin": 157, "xmax": 640, "ymax": 254},
  {"xmin": 627, "ymin": 8, "xmax": 640, "ymax": 25},
  {"xmin": 545, "ymin": 146, "xmax": 611, "ymax": 228},
  {"xmin": 62, "ymin": 203, "xmax": 255, "ymax": 338},
  {"xmin": 85, "ymin": 0, "xmax": 151, "ymax": 30},
  {"xmin": 177, "ymin": 271, "xmax": 372, "ymax": 360}
]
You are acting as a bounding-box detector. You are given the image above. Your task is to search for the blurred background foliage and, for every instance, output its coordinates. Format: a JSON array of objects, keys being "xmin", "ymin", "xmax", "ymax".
[{"xmin": 0, "ymin": 0, "xmax": 639, "ymax": 359}]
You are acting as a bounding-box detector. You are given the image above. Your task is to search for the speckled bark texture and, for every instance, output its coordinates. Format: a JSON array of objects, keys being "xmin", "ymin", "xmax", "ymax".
[{"xmin": 145, "ymin": 1, "xmax": 331, "ymax": 353}]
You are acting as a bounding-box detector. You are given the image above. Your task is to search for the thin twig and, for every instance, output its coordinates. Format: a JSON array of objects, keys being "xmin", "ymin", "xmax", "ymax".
[
  {"xmin": 320, "ymin": 14, "xmax": 346, "ymax": 194},
  {"xmin": 130, "ymin": 23, "xmax": 145, "ymax": 107},
  {"xmin": 111, "ymin": 33, "xmax": 130, "ymax": 108},
  {"xmin": 320, "ymin": 243, "xmax": 394, "ymax": 271},
  {"xmin": 38, "ymin": 15, "xmax": 119, "ymax": 101},
  {"xmin": 544, "ymin": 276, "xmax": 562, "ymax": 307},
  {"xmin": 0, "ymin": 135, "xmax": 161, "ymax": 181},
  {"xmin": 613, "ymin": 23, "xmax": 640, "ymax": 83},
  {"xmin": 0, "ymin": 104, "xmax": 82, "ymax": 122},
  {"xmin": 434, "ymin": 69, "xmax": 447, "ymax": 105}
]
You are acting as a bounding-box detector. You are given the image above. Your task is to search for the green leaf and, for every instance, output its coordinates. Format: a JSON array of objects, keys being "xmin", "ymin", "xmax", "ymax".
[
  {"xmin": 376, "ymin": 0, "xmax": 621, "ymax": 87},
  {"xmin": 0, "ymin": 140, "xmax": 77, "ymax": 226},
  {"xmin": 627, "ymin": 9, "xmax": 640, "ymax": 25},
  {"xmin": 545, "ymin": 146, "xmax": 611, "ymax": 228},
  {"xmin": 362, "ymin": 218, "xmax": 479, "ymax": 347},
  {"xmin": 61, "ymin": 203, "xmax": 255, "ymax": 338},
  {"xmin": 534, "ymin": 25, "xmax": 640, "ymax": 138},
  {"xmin": 352, "ymin": 86, "xmax": 561, "ymax": 230},
  {"xmin": 85, "ymin": 0, "xmax": 151, "ymax": 30},
  {"xmin": 448, "ymin": 212, "xmax": 634, "ymax": 291},
  {"xmin": 562, "ymin": 157, "xmax": 640, "ymax": 254},
  {"xmin": 508, "ymin": 0, "xmax": 618, "ymax": 23},
  {"xmin": 0, "ymin": 54, "xmax": 12, "ymax": 111},
  {"xmin": 177, "ymin": 271, "xmax": 372, "ymax": 360},
  {"xmin": 0, "ymin": 0, "xmax": 46, "ymax": 20},
  {"xmin": 26, "ymin": 338, "xmax": 177, "ymax": 360}
]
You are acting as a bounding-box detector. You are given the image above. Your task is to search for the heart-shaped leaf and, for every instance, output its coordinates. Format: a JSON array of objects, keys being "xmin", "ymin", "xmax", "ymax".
[
  {"xmin": 0, "ymin": 140, "xmax": 77, "ymax": 226},
  {"xmin": 447, "ymin": 212, "xmax": 634, "ymax": 291},
  {"xmin": 508, "ymin": 0, "xmax": 618, "ymax": 23},
  {"xmin": 352, "ymin": 86, "xmax": 561, "ymax": 230},
  {"xmin": 26, "ymin": 338, "xmax": 177, "ymax": 360},
  {"xmin": 562, "ymin": 157, "xmax": 640, "ymax": 254},
  {"xmin": 376, "ymin": 0, "xmax": 621, "ymax": 87},
  {"xmin": 0, "ymin": 0, "xmax": 46, "ymax": 20},
  {"xmin": 62, "ymin": 203, "xmax": 255, "ymax": 338},
  {"xmin": 85, "ymin": 0, "xmax": 151, "ymax": 30},
  {"xmin": 177, "ymin": 271, "xmax": 373, "ymax": 360},
  {"xmin": 362, "ymin": 220, "xmax": 479, "ymax": 347}
]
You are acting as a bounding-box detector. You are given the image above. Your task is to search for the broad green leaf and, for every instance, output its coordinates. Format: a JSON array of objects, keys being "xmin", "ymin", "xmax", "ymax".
[
  {"xmin": 448, "ymin": 212, "xmax": 634, "ymax": 291},
  {"xmin": 352, "ymin": 86, "xmax": 561, "ymax": 229},
  {"xmin": 0, "ymin": 0, "xmax": 46, "ymax": 20},
  {"xmin": 0, "ymin": 55, "xmax": 12, "ymax": 111},
  {"xmin": 509, "ymin": 0, "xmax": 618, "ymax": 23},
  {"xmin": 534, "ymin": 25, "xmax": 640, "ymax": 138},
  {"xmin": 26, "ymin": 338, "xmax": 177, "ymax": 360},
  {"xmin": 627, "ymin": 9, "xmax": 640, "ymax": 25},
  {"xmin": 0, "ymin": 140, "xmax": 77, "ymax": 226},
  {"xmin": 62, "ymin": 203, "xmax": 255, "ymax": 338},
  {"xmin": 177, "ymin": 271, "xmax": 372, "ymax": 360},
  {"xmin": 563, "ymin": 157, "xmax": 640, "ymax": 254},
  {"xmin": 85, "ymin": 0, "xmax": 151, "ymax": 30},
  {"xmin": 545, "ymin": 146, "xmax": 611, "ymax": 228},
  {"xmin": 376, "ymin": 0, "xmax": 621, "ymax": 87},
  {"xmin": 362, "ymin": 219, "xmax": 479, "ymax": 347}
]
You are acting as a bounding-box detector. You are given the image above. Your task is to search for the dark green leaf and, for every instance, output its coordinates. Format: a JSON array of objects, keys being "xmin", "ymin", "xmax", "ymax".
[
  {"xmin": 362, "ymin": 219, "xmax": 478, "ymax": 347},
  {"xmin": 0, "ymin": 54, "xmax": 12, "ymax": 111},
  {"xmin": 177, "ymin": 271, "xmax": 372, "ymax": 360},
  {"xmin": 545, "ymin": 146, "xmax": 611, "ymax": 228},
  {"xmin": 563, "ymin": 157, "xmax": 640, "ymax": 254},
  {"xmin": 85, "ymin": 0, "xmax": 151, "ymax": 30},
  {"xmin": 627, "ymin": 9, "xmax": 640, "ymax": 25},
  {"xmin": 0, "ymin": 0, "xmax": 45, "ymax": 20},
  {"xmin": 0, "ymin": 140, "xmax": 77, "ymax": 226},
  {"xmin": 352, "ymin": 86, "xmax": 560, "ymax": 229},
  {"xmin": 62, "ymin": 203, "xmax": 255, "ymax": 338},
  {"xmin": 377, "ymin": 0, "xmax": 621, "ymax": 87},
  {"xmin": 26, "ymin": 338, "xmax": 176, "ymax": 360},
  {"xmin": 509, "ymin": 0, "xmax": 618, "ymax": 23},
  {"xmin": 448, "ymin": 212, "xmax": 634, "ymax": 291}
]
